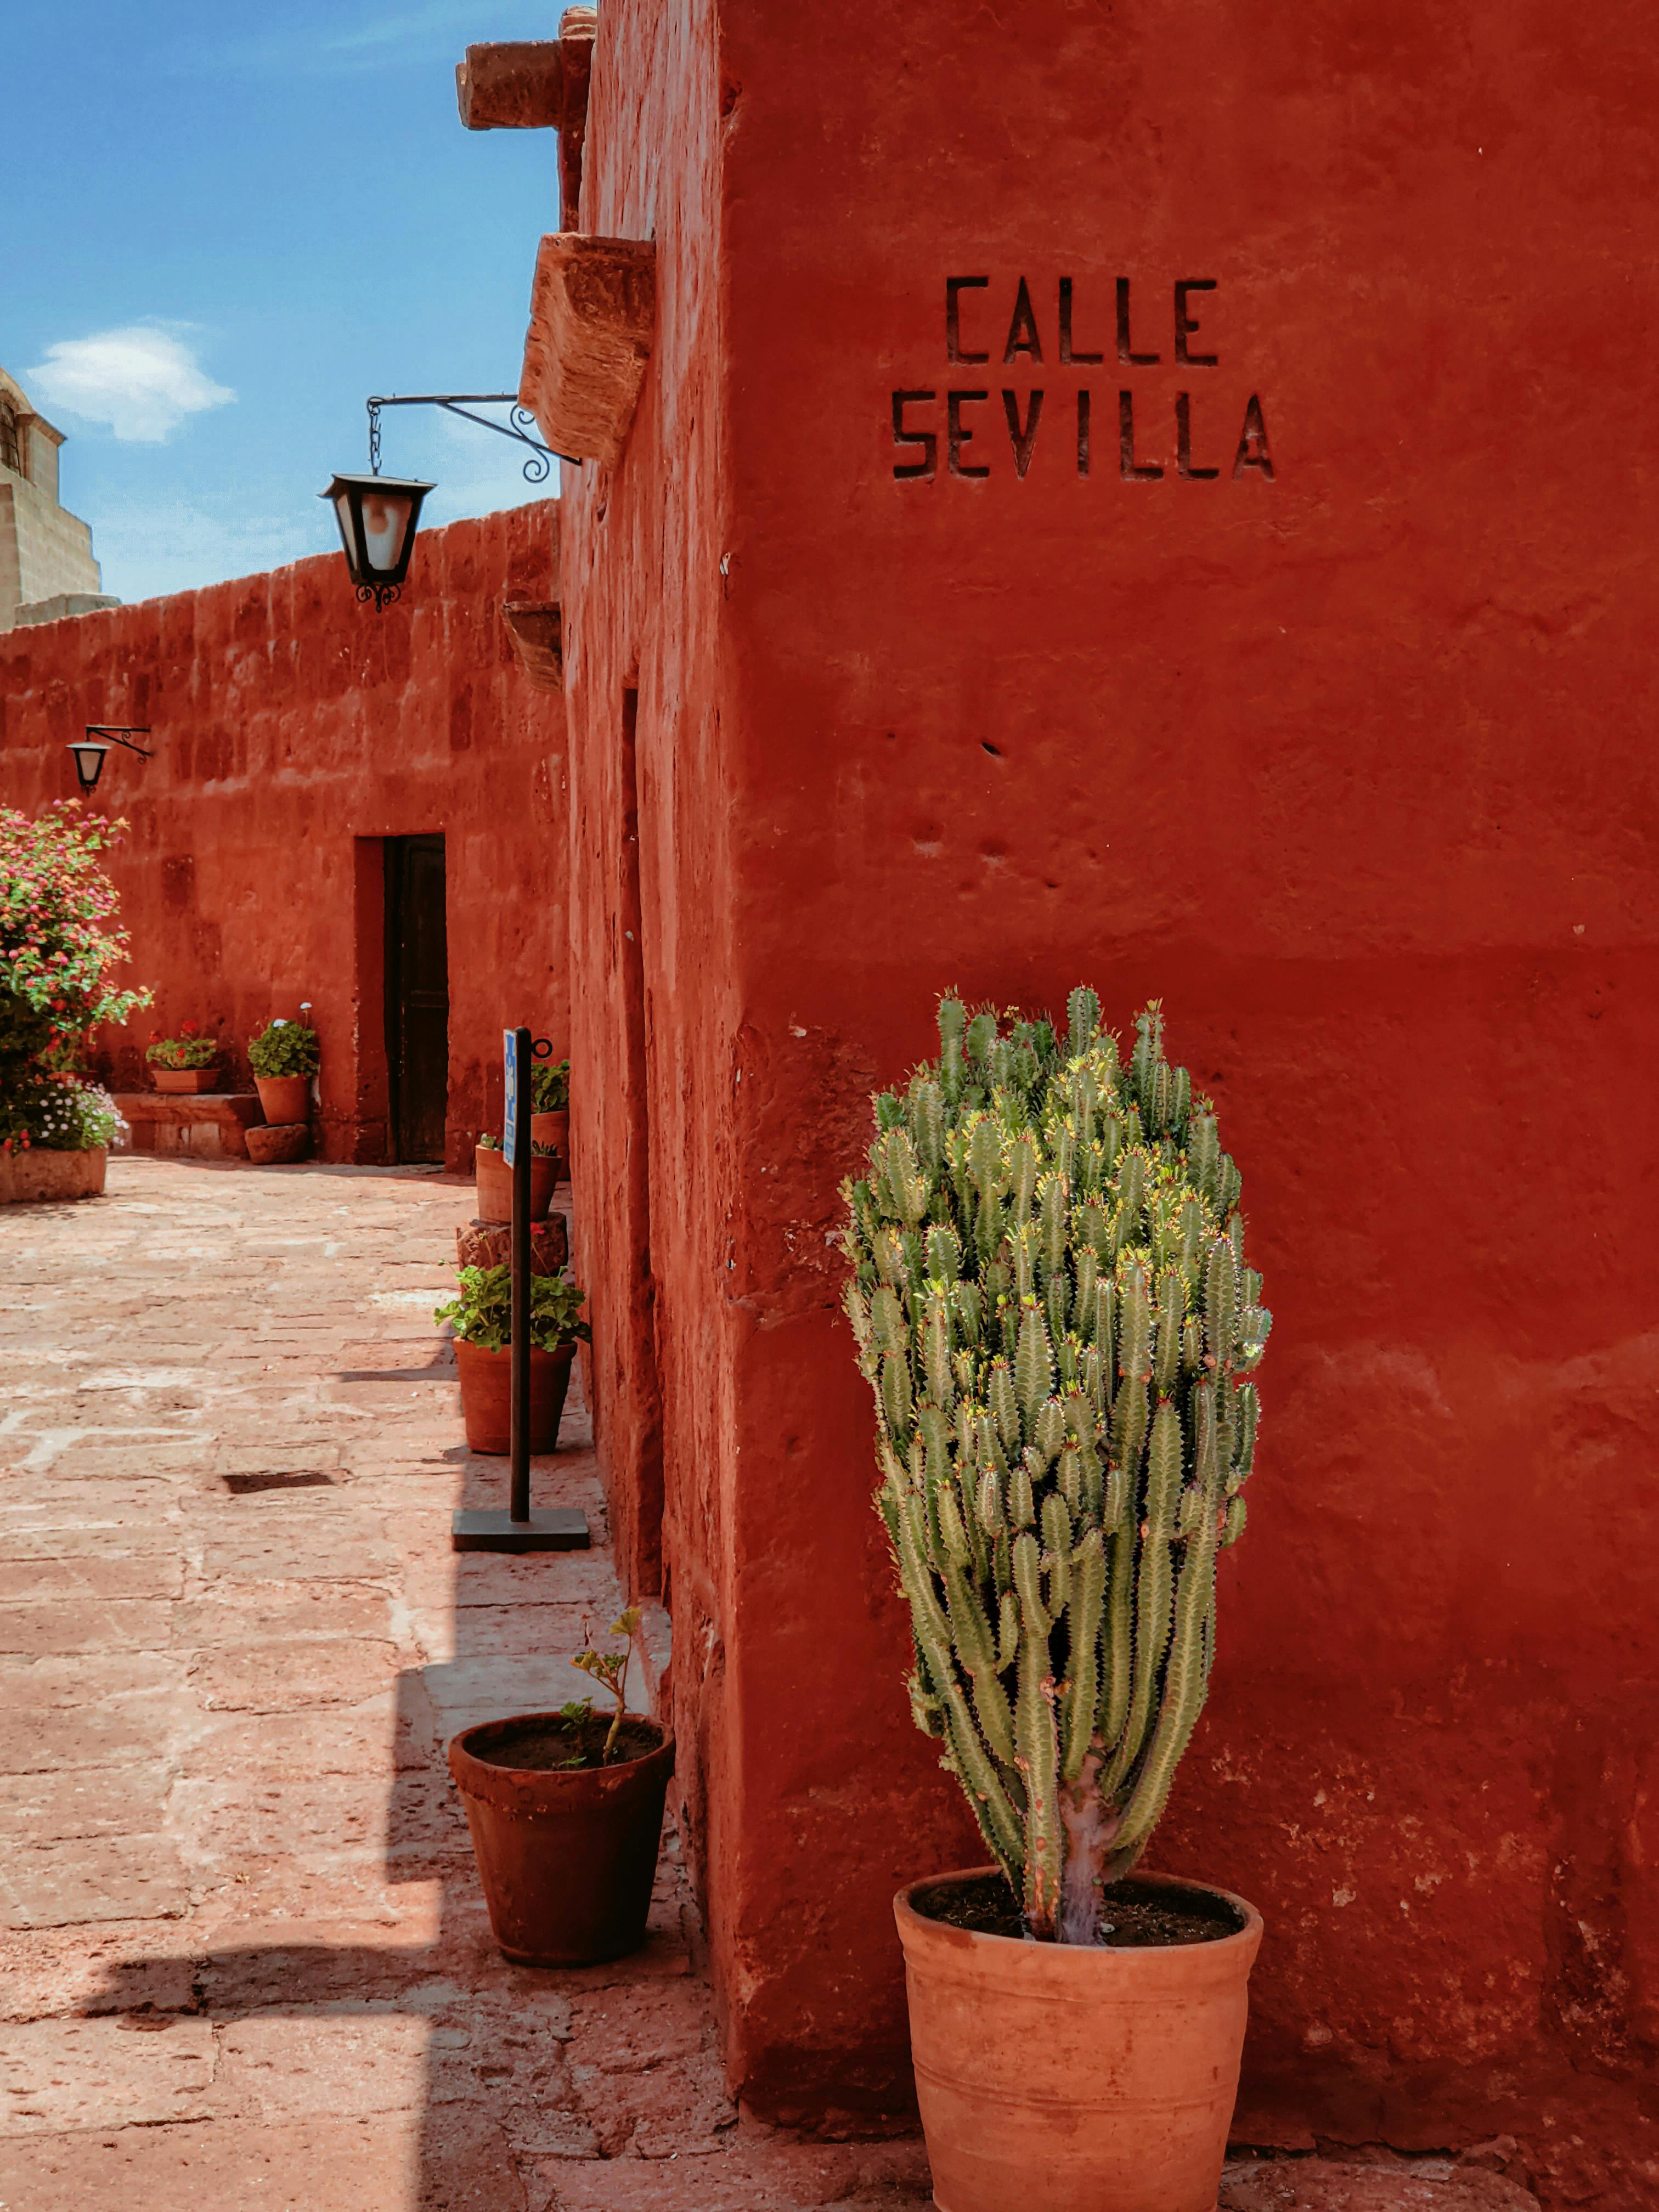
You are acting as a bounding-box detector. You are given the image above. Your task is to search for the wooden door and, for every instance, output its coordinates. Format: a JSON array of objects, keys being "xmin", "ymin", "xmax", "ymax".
[{"xmin": 385, "ymin": 835, "xmax": 448, "ymax": 1163}]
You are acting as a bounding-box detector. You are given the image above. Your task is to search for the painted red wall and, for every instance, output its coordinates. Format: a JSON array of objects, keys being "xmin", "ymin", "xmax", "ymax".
[
  {"xmin": 0, "ymin": 506, "xmax": 565, "ymax": 1169},
  {"xmin": 559, "ymin": 3, "xmax": 1659, "ymax": 2205}
]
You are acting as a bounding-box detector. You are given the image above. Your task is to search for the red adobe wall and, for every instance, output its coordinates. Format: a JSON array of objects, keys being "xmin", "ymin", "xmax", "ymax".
[
  {"xmin": 0, "ymin": 506, "xmax": 565, "ymax": 1169},
  {"xmin": 560, "ymin": 5, "xmax": 1659, "ymax": 2202}
]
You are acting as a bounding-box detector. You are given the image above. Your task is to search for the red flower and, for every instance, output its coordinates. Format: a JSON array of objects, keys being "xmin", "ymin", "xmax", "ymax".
[{"xmin": 180, "ymin": 1019, "xmax": 199, "ymax": 1036}]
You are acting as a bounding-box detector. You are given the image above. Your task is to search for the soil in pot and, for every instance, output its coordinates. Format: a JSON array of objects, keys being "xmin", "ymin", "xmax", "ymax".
[
  {"xmin": 448, "ymin": 1711, "xmax": 674, "ymax": 1965},
  {"xmin": 153, "ymin": 1067, "xmax": 223, "ymax": 1094},
  {"xmin": 895, "ymin": 1865, "xmax": 1263, "ymax": 2212},
  {"xmin": 911, "ymin": 1870, "xmax": 1243, "ymax": 1948},
  {"xmin": 254, "ymin": 1074, "xmax": 311, "ymax": 1123},
  {"xmin": 475, "ymin": 1143, "xmax": 555, "ymax": 1224},
  {"xmin": 454, "ymin": 1336, "xmax": 573, "ymax": 1453}
]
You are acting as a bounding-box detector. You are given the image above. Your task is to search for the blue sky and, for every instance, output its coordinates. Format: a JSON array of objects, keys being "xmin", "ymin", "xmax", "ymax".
[{"xmin": 5, "ymin": 1, "xmax": 565, "ymax": 605}]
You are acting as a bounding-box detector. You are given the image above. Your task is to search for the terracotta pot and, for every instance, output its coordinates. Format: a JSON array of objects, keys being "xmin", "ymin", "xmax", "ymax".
[
  {"xmin": 475, "ymin": 1142, "xmax": 555, "ymax": 1224},
  {"xmin": 0, "ymin": 1147, "xmax": 106, "ymax": 1205},
  {"xmin": 894, "ymin": 1867, "xmax": 1263, "ymax": 2212},
  {"xmin": 530, "ymin": 1108, "xmax": 568, "ymax": 1172},
  {"xmin": 449, "ymin": 1713, "xmax": 674, "ymax": 1965},
  {"xmin": 152, "ymin": 1066, "xmax": 223, "ymax": 1094},
  {"xmin": 454, "ymin": 1336, "xmax": 574, "ymax": 1454},
  {"xmin": 254, "ymin": 1074, "xmax": 311, "ymax": 1123}
]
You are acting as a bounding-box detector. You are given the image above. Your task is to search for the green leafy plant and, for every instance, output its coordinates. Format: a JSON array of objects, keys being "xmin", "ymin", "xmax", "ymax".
[
  {"xmin": 477, "ymin": 1132, "xmax": 559, "ymax": 1156},
  {"xmin": 0, "ymin": 804, "xmax": 151, "ymax": 1146},
  {"xmin": 249, "ymin": 1017, "xmax": 320, "ymax": 1079},
  {"xmin": 841, "ymin": 991, "xmax": 1270, "ymax": 1945},
  {"xmin": 433, "ymin": 1264, "xmax": 591, "ymax": 1353},
  {"xmin": 531, "ymin": 1058, "xmax": 569, "ymax": 1112},
  {"xmin": 145, "ymin": 1024, "xmax": 219, "ymax": 1070},
  {"xmin": 0, "ymin": 1077, "xmax": 125, "ymax": 1155}
]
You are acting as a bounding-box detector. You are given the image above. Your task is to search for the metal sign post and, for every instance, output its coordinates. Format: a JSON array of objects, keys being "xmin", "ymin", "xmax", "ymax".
[{"xmin": 452, "ymin": 1027, "xmax": 589, "ymax": 1554}]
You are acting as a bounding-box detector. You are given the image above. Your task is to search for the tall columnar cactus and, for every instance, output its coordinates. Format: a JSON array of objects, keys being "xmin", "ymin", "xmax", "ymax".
[{"xmin": 842, "ymin": 991, "xmax": 1270, "ymax": 1944}]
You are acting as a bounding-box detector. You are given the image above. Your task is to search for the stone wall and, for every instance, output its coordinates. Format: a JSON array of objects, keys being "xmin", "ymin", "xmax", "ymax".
[
  {"xmin": 0, "ymin": 504, "xmax": 566, "ymax": 1169},
  {"xmin": 556, "ymin": 3, "xmax": 1659, "ymax": 2203}
]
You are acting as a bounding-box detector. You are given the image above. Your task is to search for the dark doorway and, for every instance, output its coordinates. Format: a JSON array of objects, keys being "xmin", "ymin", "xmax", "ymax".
[{"xmin": 385, "ymin": 834, "xmax": 449, "ymax": 1163}]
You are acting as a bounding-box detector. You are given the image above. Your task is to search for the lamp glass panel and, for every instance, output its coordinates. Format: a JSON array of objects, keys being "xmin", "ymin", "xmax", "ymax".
[
  {"xmin": 69, "ymin": 744, "xmax": 108, "ymax": 791},
  {"xmin": 359, "ymin": 488, "xmax": 414, "ymax": 577},
  {"xmin": 332, "ymin": 490, "xmax": 361, "ymax": 568}
]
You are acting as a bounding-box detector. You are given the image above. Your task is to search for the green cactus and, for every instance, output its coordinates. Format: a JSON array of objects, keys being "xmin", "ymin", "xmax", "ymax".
[{"xmin": 842, "ymin": 991, "xmax": 1270, "ymax": 1944}]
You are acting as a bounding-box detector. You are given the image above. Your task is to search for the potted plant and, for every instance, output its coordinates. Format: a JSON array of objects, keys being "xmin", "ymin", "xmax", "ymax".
[
  {"xmin": 248, "ymin": 1008, "xmax": 319, "ymax": 1125},
  {"xmin": 530, "ymin": 1055, "xmax": 570, "ymax": 1171},
  {"xmin": 0, "ymin": 1078, "xmax": 125, "ymax": 1204},
  {"xmin": 475, "ymin": 1131, "xmax": 558, "ymax": 1224},
  {"xmin": 145, "ymin": 1022, "xmax": 222, "ymax": 1092},
  {"xmin": 1, "ymin": 800, "xmax": 149, "ymax": 1204},
  {"xmin": 841, "ymin": 990, "xmax": 1271, "ymax": 2212},
  {"xmin": 434, "ymin": 1262, "xmax": 590, "ymax": 1454},
  {"xmin": 448, "ymin": 1606, "xmax": 674, "ymax": 1965}
]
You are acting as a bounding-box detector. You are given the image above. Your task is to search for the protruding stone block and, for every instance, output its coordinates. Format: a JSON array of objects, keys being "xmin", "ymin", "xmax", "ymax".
[
  {"xmin": 518, "ymin": 236, "xmax": 657, "ymax": 469},
  {"xmin": 455, "ymin": 42, "xmax": 564, "ymax": 130},
  {"xmin": 500, "ymin": 602, "xmax": 563, "ymax": 692}
]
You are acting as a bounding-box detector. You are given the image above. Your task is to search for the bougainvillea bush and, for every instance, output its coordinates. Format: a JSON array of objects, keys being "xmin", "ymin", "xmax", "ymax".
[{"xmin": 0, "ymin": 802, "xmax": 151, "ymax": 1153}]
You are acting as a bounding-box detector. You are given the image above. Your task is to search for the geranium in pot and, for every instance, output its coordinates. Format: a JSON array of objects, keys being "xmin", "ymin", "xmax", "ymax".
[
  {"xmin": 435, "ymin": 1262, "xmax": 589, "ymax": 1455},
  {"xmin": 842, "ymin": 990, "xmax": 1271, "ymax": 2212},
  {"xmin": 145, "ymin": 1021, "xmax": 222, "ymax": 1092},
  {"xmin": 247, "ymin": 1010, "xmax": 319, "ymax": 1125},
  {"xmin": 530, "ymin": 1055, "xmax": 570, "ymax": 1171},
  {"xmin": 448, "ymin": 1606, "xmax": 674, "ymax": 1965},
  {"xmin": 475, "ymin": 1130, "xmax": 558, "ymax": 1224}
]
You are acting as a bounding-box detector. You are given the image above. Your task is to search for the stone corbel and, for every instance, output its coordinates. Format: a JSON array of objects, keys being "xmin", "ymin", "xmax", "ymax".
[
  {"xmin": 517, "ymin": 235, "xmax": 657, "ymax": 470},
  {"xmin": 456, "ymin": 8, "xmax": 596, "ymax": 228}
]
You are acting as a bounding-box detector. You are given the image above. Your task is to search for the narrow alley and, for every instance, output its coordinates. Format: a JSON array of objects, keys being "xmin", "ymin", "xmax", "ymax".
[{"xmin": 0, "ymin": 1156, "xmax": 932, "ymax": 2211}]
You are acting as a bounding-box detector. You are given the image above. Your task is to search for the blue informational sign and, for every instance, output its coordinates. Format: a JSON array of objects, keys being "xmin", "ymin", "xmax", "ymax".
[{"xmin": 503, "ymin": 1028, "xmax": 519, "ymax": 1167}]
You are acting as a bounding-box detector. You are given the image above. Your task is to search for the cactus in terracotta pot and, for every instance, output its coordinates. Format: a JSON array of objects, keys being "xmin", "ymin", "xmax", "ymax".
[{"xmin": 841, "ymin": 990, "xmax": 1269, "ymax": 1945}]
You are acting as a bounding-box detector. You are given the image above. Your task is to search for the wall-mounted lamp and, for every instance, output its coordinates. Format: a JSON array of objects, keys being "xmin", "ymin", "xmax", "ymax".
[
  {"xmin": 67, "ymin": 725, "xmax": 152, "ymax": 794},
  {"xmin": 321, "ymin": 394, "xmax": 577, "ymax": 614}
]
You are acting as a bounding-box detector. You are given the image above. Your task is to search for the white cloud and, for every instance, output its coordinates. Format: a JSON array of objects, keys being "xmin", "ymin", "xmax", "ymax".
[
  {"xmin": 26, "ymin": 328, "xmax": 235, "ymax": 444},
  {"xmin": 88, "ymin": 498, "xmax": 331, "ymax": 606}
]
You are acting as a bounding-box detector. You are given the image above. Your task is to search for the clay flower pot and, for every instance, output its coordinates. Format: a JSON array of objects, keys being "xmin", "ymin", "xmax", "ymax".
[
  {"xmin": 254, "ymin": 1074, "xmax": 311, "ymax": 1124},
  {"xmin": 529, "ymin": 1108, "xmax": 568, "ymax": 1173},
  {"xmin": 475, "ymin": 1142, "xmax": 555, "ymax": 1224},
  {"xmin": 152, "ymin": 1066, "xmax": 222, "ymax": 1094},
  {"xmin": 454, "ymin": 1337, "xmax": 574, "ymax": 1454},
  {"xmin": 894, "ymin": 1867, "xmax": 1263, "ymax": 2212},
  {"xmin": 448, "ymin": 1712, "xmax": 674, "ymax": 1965},
  {"xmin": 0, "ymin": 1148, "xmax": 106, "ymax": 1205}
]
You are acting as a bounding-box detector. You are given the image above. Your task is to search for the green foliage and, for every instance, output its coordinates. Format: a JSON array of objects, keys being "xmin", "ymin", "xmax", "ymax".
[
  {"xmin": 840, "ymin": 990, "xmax": 1270, "ymax": 1943},
  {"xmin": 531, "ymin": 1058, "xmax": 570, "ymax": 1112},
  {"xmin": 0, "ymin": 805, "xmax": 151, "ymax": 1146},
  {"xmin": 146, "ymin": 1030, "xmax": 220, "ymax": 1069},
  {"xmin": 0, "ymin": 1077, "xmax": 125, "ymax": 1155},
  {"xmin": 477, "ymin": 1132, "xmax": 559, "ymax": 1156},
  {"xmin": 433, "ymin": 1265, "xmax": 591, "ymax": 1353},
  {"xmin": 249, "ymin": 1019, "xmax": 320, "ymax": 1078}
]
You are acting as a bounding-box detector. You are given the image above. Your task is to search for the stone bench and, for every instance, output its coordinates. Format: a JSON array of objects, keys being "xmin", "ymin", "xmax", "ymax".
[{"xmin": 113, "ymin": 1092, "xmax": 267, "ymax": 1160}]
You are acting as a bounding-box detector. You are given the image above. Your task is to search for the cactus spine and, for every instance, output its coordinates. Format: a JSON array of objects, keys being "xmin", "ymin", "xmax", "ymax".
[{"xmin": 842, "ymin": 991, "xmax": 1270, "ymax": 1944}]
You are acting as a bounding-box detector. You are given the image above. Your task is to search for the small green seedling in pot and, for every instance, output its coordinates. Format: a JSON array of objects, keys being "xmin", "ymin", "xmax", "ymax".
[{"xmin": 572, "ymin": 1606, "xmax": 643, "ymax": 1763}]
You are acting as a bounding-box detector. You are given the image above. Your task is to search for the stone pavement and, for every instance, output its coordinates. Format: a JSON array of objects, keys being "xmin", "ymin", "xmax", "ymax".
[{"xmin": 0, "ymin": 1159, "xmax": 1541, "ymax": 2212}]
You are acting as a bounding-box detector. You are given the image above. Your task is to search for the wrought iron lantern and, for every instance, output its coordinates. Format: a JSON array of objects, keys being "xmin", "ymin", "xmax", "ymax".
[
  {"xmin": 320, "ymin": 472, "xmax": 433, "ymax": 612},
  {"xmin": 324, "ymin": 393, "xmax": 573, "ymax": 614},
  {"xmin": 67, "ymin": 725, "xmax": 151, "ymax": 794},
  {"xmin": 67, "ymin": 741, "xmax": 109, "ymax": 793}
]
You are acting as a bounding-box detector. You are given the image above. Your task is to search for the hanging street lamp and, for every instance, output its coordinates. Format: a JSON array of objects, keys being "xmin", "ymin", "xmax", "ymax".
[
  {"xmin": 320, "ymin": 471, "xmax": 434, "ymax": 612},
  {"xmin": 323, "ymin": 393, "xmax": 576, "ymax": 614},
  {"xmin": 67, "ymin": 726, "xmax": 152, "ymax": 795}
]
